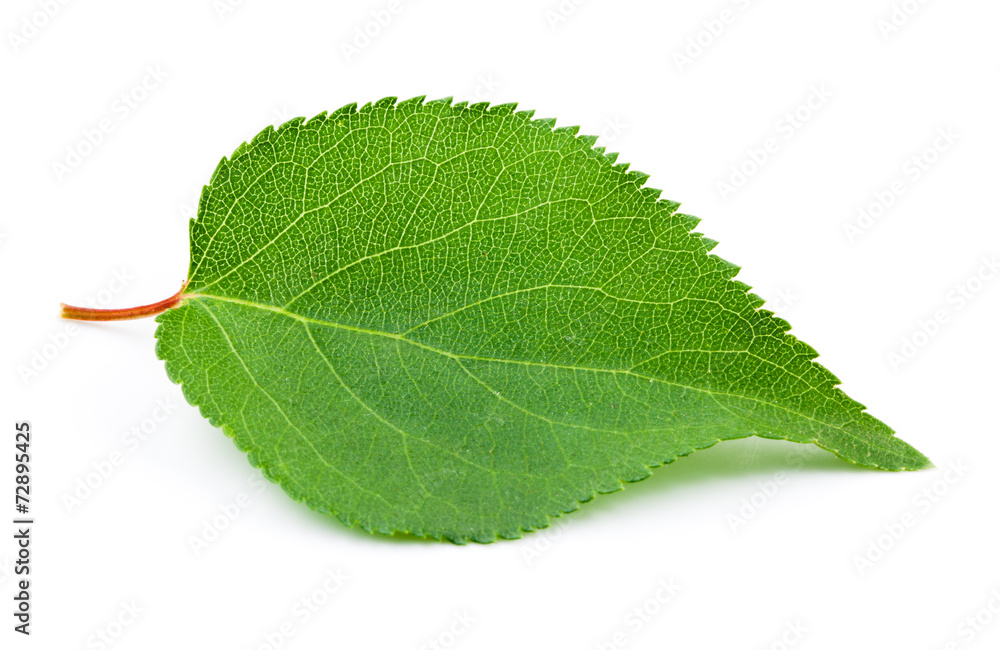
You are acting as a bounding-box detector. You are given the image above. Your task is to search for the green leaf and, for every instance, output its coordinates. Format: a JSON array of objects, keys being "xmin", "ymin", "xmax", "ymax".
[{"xmin": 153, "ymin": 96, "xmax": 931, "ymax": 543}]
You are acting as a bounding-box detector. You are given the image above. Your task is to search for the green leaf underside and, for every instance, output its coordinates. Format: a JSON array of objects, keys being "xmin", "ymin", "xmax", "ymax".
[{"xmin": 154, "ymin": 96, "xmax": 930, "ymax": 543}]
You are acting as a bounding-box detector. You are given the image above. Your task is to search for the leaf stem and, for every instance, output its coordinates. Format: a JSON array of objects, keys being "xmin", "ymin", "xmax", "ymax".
[{"xmin": 60, "ymin": 281, "xmax": 188, "ymax": 321}]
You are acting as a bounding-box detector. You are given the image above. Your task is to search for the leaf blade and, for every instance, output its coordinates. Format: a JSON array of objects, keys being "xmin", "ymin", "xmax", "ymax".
[{"xmin": 156, "ymin": 97, "xmax": 930, "ymax": 543}]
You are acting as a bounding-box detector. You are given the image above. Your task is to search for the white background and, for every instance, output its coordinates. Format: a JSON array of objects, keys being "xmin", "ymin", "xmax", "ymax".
[{"xmin": 2, "ymin": 1, "xmax": 998, "ymax": 648}]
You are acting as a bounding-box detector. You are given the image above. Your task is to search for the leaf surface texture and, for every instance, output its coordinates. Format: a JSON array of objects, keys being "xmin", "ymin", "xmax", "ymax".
[{"xmin": 155, "ymin": 97, "xmax": 930, "ymax": 543}]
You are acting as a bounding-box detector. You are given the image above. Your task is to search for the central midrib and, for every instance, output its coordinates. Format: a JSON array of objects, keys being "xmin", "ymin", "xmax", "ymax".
[{"xmin": 179, "ymin": 291, "xmax": 911, "ymax": 467}]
